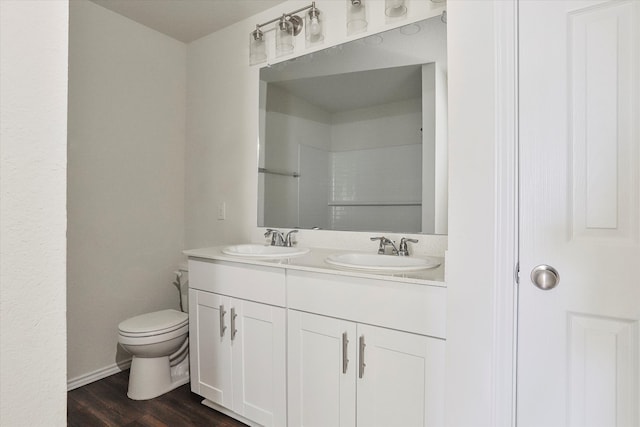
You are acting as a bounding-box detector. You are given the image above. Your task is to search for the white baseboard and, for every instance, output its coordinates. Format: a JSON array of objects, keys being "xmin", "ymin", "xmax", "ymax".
[{"xmin": 67, "ymin": 359, "xmax": 131, "ymax": 391}]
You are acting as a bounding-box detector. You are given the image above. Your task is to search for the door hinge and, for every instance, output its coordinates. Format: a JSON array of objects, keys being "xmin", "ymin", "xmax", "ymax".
[{"xmin": 514, "ymin": 262, "xmax": 520, "ymax": 285}]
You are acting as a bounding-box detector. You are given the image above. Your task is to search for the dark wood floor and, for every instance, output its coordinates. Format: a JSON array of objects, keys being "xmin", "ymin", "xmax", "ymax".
[{"xmin": 68, "ymin": 370, "xmax": 247, "ymax": 427}]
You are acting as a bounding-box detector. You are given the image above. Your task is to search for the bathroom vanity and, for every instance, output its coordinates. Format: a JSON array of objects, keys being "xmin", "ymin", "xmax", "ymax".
[{"xmin": 185, "ymin": 246, "xmax": 446, "ymax": 427}]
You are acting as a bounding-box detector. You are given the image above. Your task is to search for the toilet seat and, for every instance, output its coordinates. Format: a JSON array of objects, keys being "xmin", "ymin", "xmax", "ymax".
[
  {"xmin": 118, "ymin": 309, "xmax": 188, "ymax": 338},
  {"xmin": 115, "ymin": 280, "xmax": 191, "ymax": 400}
]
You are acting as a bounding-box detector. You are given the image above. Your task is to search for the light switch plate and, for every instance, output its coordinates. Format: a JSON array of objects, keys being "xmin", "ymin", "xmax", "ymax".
[{"xmin": 217, "ymin": 202, "xmax": 226, "ymax": 220}]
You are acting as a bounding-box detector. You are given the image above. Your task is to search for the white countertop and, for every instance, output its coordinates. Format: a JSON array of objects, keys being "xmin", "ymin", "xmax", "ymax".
[{"xmin": 184, "ymin": 245, "xmax": 446, "ymax": 287}]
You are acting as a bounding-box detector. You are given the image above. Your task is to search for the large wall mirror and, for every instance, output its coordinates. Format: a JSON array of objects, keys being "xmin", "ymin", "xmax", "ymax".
[{"xmin": 258, "ymin": 14, "xmax": 447, "ymax": 234}]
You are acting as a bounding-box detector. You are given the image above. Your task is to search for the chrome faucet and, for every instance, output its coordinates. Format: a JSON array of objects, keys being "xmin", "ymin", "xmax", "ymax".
[
  {"xmin": 398, "ymin": 237, "xmax": 418, "ymax": 256},
  {"xmin": 265, "ymin": 229, "xmax": 299, "ymax": 247},
  {"xmin": 264, "ymin": 229, "xmax": 285, "ymax": 246},
  {"xmin": 370, "ymin": 236, "xmax": 398, "ymax": 255},
  {"xmin": 284, "ymin": 230, "xmax": 298, "ymax": 247}
]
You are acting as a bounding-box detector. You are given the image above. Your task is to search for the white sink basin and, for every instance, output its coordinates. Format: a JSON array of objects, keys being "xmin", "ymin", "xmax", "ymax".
[
  {"xmin": 325, "ymin": 252, "xmax": 440, "ymax": 272},
  {"xmin": 222, "ymin": 244, "xmax": 310, "ymax": 258}
]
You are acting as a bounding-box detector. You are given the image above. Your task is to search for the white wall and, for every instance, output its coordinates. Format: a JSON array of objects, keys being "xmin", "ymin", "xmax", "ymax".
[
  {"xmin": 433, "ymin": 61, "xmax": 449, "ymax": 235},
  {"xmin": 186, "ymin": 0, "xmax": 448, "ymax": 256},
  {"xmin": 446, "ymin": 1, "xmax": 516, "ymax": 425},
  {"xmin": 67, "ymin": 1, "xmax": 187, "ymax": 384},
  {"xmin": 422, "ymin": 64, "xmax": 437, "ymax": 233},
  {"xmin": 0, "ymin": 0, "xmax": 69, "ymax": 424}
]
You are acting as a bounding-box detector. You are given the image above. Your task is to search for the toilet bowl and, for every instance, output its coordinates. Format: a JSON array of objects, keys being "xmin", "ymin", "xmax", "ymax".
[{"xmin": 118, "ymin": 309, "xmax": 189, "ymax": 400}]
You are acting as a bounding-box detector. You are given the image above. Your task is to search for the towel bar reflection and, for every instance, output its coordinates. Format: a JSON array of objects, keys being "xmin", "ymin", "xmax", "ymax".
[{"xmin": 258, "ymin": 167, "xmax": 300, "ymax": 178}]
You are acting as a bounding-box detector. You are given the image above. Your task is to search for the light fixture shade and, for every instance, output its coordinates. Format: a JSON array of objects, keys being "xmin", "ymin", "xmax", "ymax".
[
  {"xmin": 276, "ymin": 18, "xmax": 295, "ymax": 56},
  {"xmin": 305, "ymin": 6, "xmax": 324, "ymax": 47},
  {"xmin": 249, "ymin": 29, "xmax": 267, "ymax": 65},
  {"xmin": 385, "ymin": 0, "xmax": 407, "ymax": 18},
  {"xmin": 347, "ymin": 0, "xmax": 367, "ymax": 36}
]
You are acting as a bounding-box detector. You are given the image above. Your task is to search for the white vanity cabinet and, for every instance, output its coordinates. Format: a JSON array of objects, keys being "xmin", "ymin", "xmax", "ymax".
[
  {"xmin": 287, "ymin": 270, "xmax": 446, "ymax": 427},
  {"xmin": 287, "ymin": 310, "xmax": 357, "ymax": 427},
  {"xmin": 355, "ymin": 324, "xmax": 444, "ymax": 427},
  {"xmin": 189, "ymin": 290, "xmax": 231, "ymax": 405},
  {"xmin": 188, "ymin": 260, "xmax": 287, "ymax": 427},
  {"xmin": 186, "ymin": 252, "xmax": 446, "ymax": 427}
]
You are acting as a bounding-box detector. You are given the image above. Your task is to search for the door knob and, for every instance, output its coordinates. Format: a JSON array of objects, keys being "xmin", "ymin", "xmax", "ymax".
[{"xmin": 530, "ymin": 264, "xmax": 560, "ymax": 290}]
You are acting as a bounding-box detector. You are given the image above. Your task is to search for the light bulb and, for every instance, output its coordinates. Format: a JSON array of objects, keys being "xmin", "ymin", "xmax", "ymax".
[
  {"xmin": 347, "ymin": 0, "xmax": 367, "ymax": 35},
  {"xmin": 310, "ymin": 16, "xmax": 321, "ymax": 35},
  {"xmin": 385, "ymin": 0, "xmax": 407, "ymax": 18}
]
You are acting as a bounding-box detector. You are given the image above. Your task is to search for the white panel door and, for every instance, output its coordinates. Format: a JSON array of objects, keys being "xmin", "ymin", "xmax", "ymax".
[
  {"xmin": 518, "ymin": 1, "xmax": 640, "ymax": 426},
  {"xmin": 288, "ymin": 310, "xmax": 357, "ymax": 427},
  {"xmin": 231, "ymin": 299, "xmax": 286, "ymax": 427},
  {"xmin": 189, "ymin": 289, "xmax": 232, "ymax": 407},
  {"xmin": 356, "ymin": 325, "xmax": 445, "ymax": 427}
]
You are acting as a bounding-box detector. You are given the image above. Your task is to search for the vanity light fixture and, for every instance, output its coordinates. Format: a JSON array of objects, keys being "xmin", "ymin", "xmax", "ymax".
[
  {"xmin": 384, "ymin": 0, "xmax": 407, "ymax": 18},
  {"xmin": 347, "ymin": 0, "xmax": 368, "ymax": 36},
  {"xmin": 249, "ymin": 26, "xmax": 267, "ymax": 65},
  {"xmin": 276, "ymin": 14, "xmax": 296, "ymax": 55},
  {"xmin": 305, "ymin": 3, "xmax": 324, "ymax": 46},
  {"xmin": 250, "ymin": 2, "xmax": 324, "ymax": 64}
]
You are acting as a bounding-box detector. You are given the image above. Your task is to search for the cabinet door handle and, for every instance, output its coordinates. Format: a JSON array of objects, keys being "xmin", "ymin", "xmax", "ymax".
[
  {"xmin": 231, "ymin": 307, "xmax": 238, "ymax": 341},
  {"xmin": 358, "ymin": 335, "xmax": 366, "ymax": 379},
  {"xmin": 342, "ymin": 332, "xmax": 349, "ymax": 374},
  {"xmin": 219, "ymin": 305, "xmax": 227, "ymax": 337}
]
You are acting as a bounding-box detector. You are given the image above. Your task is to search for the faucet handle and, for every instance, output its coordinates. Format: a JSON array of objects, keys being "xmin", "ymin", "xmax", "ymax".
[
  {"xmin": 370, "ymin": 236, "xmax": 386, "ymax": 254},
  {"xmin": 398, "ymin": 237, "xmax": 418, "ymax": 256},
  {"xmin": 371, "ymin": 236, "xmax": 394, "ymax": 254},
  {"xmin": 284, "ymin": 230, "xmax": 299, "ymax": 247},
  {"xmin": 264, "ymin": 228, "xmax": 278, "ymax": 238}
]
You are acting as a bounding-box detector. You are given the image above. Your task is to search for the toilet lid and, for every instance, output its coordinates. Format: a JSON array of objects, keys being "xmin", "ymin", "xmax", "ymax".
[{"xmin": 118, "ymin": 309, "xmax": 188, "ymax": 335}]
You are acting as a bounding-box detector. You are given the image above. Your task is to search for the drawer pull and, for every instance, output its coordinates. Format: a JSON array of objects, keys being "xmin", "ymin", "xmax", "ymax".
[
  {"xmin": 342, "ymin": 332, "xmax": 349, "ymax": 374},
  {"xmin": 219, "ymin": 305, "xmax": 227, "ymax": 337},
  {"xmin": 231, "ymin": 307, "xmax": 238, "ymax": 340},
  {"xmin": 359, "ymin": 335, "xmax": 366, "ymax": 379}
]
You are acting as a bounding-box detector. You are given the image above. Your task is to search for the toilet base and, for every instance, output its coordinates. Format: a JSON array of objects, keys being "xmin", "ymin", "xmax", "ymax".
[{"xmin": 127, "ymin": 353, "xmax": 190, "ymax": 400}]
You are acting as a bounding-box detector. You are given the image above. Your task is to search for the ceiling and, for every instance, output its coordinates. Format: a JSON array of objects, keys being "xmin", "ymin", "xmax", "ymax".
[
  {"xmin": 272, "ymin": 65, "xmax": 423, "ymax": 113},
  {"xmin": 88, "ymin": 0, "xmax": 287, "ymax": 43}
]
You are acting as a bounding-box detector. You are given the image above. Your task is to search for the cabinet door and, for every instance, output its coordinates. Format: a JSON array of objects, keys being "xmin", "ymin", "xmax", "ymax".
[
  {"xmin": 231, "ymin": 299, "xmax": 286, "ymax": 427},
  {"xmin": 356, "ymin": 325, "xmax": 445, "ymax": 427},
  {"xmin": 189, "ymin": 289, "xmax": 232, "ymax": 408},
  {"xmin": 288, "ymin": 310, "xmax": 357, "ymax": 427}
]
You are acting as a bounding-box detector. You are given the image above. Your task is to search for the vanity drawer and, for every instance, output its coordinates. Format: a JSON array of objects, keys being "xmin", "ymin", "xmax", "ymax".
[
  {"xmin": 189, "ymin": 259, "xmax": 286, "ymax": 307},
  {"xmin": 287, "ymin": 270, "xmax": 446, "ymax": 338}
]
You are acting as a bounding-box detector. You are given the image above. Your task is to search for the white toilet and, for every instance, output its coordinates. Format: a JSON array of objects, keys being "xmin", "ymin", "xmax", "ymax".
[{"xmin": 118, "ymin": 308, "xmax": 190, "ymax": 400}]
